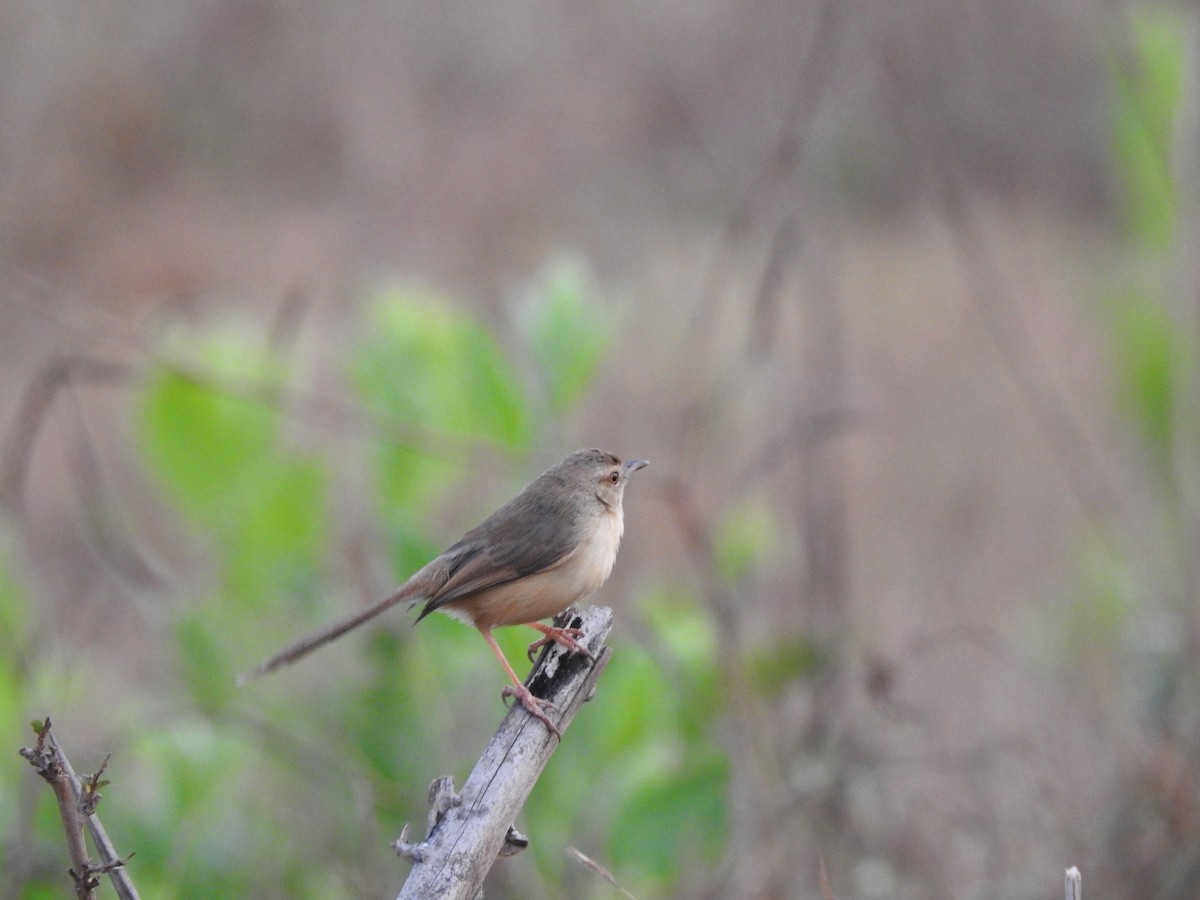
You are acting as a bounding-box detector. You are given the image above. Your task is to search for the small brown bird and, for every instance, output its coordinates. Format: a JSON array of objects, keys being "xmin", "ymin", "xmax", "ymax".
[{"xmin": 244, "ymin": 449, "xmax": 648, "ymax": 736}]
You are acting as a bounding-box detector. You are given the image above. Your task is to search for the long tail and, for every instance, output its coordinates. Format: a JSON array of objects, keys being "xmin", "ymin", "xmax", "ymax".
[{"xmin": 238, "ymin": 582, "xmax": 422, "ymax": 684}]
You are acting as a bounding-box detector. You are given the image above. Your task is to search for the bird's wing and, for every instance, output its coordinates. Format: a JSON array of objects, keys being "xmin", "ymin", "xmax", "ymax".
[{"xmin": 414, "ymin": 520, "xmax": 577, "ymax": 620}]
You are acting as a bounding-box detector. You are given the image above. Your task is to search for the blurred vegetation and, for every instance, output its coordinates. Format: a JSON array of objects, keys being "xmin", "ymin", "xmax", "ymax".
[
  {"xmin": 2, "ymin": 264, "xmax": 729, "ymax": 898},
  {"xmin": 1106, "ymin": 7, "xmax": 1193, "ymax": 470},
  {"xmin": 1109, "ymin": 8, "xmax": 1184, "ymax": 252},
  {"xmin": 3, "ymin": 3, "xmax": 1200, "ymax": 899},
  {"xmin": 1092, "ymin": 7, "xmax": 1200, "ymax": 897},
  {"xmin": 1103, "ymin": 4, "xmax": 1192, "ymax": 550}
]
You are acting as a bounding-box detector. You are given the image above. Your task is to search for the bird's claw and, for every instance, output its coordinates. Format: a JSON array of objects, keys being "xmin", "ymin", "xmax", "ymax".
[
  {"xmin": 525, "ymin": 626, "xmax": 593, "ymax": 663},
  {"xmin": 501, "ymin": 684, "xmax": 561, "ymax": 738}
]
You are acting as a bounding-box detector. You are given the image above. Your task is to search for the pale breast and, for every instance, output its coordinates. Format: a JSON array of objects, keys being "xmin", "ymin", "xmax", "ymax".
[{"xmin": 443, "ymin": 506, "xmax": 625, "ymax": 629}]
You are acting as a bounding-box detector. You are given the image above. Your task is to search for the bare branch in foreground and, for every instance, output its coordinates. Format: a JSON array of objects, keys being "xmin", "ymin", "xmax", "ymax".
[
  {"xmin": 396, "ymin": 606, "xmax": 614, "ymax": 900},
  {"xmin": 19, "ymin": 718, "xmax": 141, "ymax": 900},
  {"xmin": 19, "ymin": 719, "xmax": 93, "ymax": 899}
]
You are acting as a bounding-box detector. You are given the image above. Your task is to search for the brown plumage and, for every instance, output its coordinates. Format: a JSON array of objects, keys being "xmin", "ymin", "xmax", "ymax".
[{"xmin": 242, "ymin": 448, "xmax": 648, "ymax": 736}]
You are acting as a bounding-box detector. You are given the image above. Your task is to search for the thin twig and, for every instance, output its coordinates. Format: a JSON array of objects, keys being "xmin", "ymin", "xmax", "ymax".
[
  {"xmin": 63, "ymin": 374, "xmax": 168, "ymax": 589},
  {"xmin": 57, "ymin": 741, "xmax": 140, "ymax": 900},
  {"xmin": 566, "ymin": 846, "xmax": 640, "ymax": 900},
  {"xmin": 745, "ymin": 216, "xmax": 801, "ymax": 362},
  {"xmin": 798, "ymin": 242, "xmax": 850, "ymax": 631},
  {"xmin": 0, "ymin": 357, "xmax": 130, "ymax": 513},
  {"xmin": 882, "ymin": 47, "xmax": 1125, "ymax": 528},
  {"xmin": 19, "ymin": 719, "xmax": 141, "ymax": 900},
  {"xmin": 691, "ymin": 0, "xmax": 853, "ymax": 334},
  {"xmin": 18, "ymin": 719, "xmax": 94, "ymax": 899}
]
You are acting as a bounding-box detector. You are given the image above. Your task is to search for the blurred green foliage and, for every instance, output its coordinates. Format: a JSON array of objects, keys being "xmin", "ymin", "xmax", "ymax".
[
  {"xmin": 352, "ymin": 294, "xmax": 532, "ymax": 522},
  {"xmin": 1069, "ymin": 7, "xmax": 1193, "ymax": 673},
  {"xmin": 0, "ymin": 549, "xmax": 28, "ymax": 731},
  {"xmin": 1109, "ymin": 288, "xmax": 1191, "ymax": 469},
  {"xmin": 1103, "ymin": 6, "xmax": 1195, "ymax": 467},
  {"xmin": 1108, "ymin": 8, "xmax": 1184, "ymax": 250},
  {"xmin": 0, "ymin": 546, "xmax": 31, "ymax": 875},
  {"xmin": 712, "ymin": 499, "xmax": 778, "ymax": 585},
  {"xmin": 1090, "ymin": 13, "xmax": 1200, "ymax": 889},
  {"xmin": 3, "ymin": 275, "xmax": 733, "ymax": 898},
  {"xmin": 141, "ymin": 331, "xmax": 328, "ymax": 606},
  {"xmin": 1063, "ymin": 532, "xmax": 1136, "ymax": 662},
  {"xmin": 516, "ymin": 255, "xmax": 611, "ymax": 412},
  {"xmin": 1101, "ymin": 5, "xmax": 1196, "ymax": 523}
]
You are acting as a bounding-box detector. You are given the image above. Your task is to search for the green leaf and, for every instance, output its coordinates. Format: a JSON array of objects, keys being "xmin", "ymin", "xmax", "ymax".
[
  {"xmin": 0, "ymin": 556, "xmax": 27, "ymax": 660},
  {"xmin": 609, "ymin": 751, "xmax": 729, "ymax": 879},
  {"xmin": 139, "ymin": 334, "xmax": 285, "ymax": 524},
  {"xmin": 0, "ymin": 557, "xmax": 31, "ymax": 744},
  {"xmin": 222, "ymin": 457, "xmax": 326, "ymax": 603},
  {"xmin": 138, "ymin": 328, "xmax": 327, "ymax": 604},
  {"xmin": 519, "ymin": 254, "xmax": 609, "ymax": 410},
  {"xmin": 353, "ymin": 290, "xmax": 531, "ymax": 515},
  {"xmin": 640, "ymin": 587, "xmax": 716, "ymax": 670},
  {"xmin": 1065, "ymin": 535, "xmax": 1135, "ymax": 657},
  {"xmin": 1109, "ymin": 9, "xmax": 1185, "ymax": 248},
  {"xmin": 355, "ymin": 291, "xmax": 530, "ymax": 447},
  {"xmin": 713, "ymin": 500, "xmax": 777, "ymax": 584},
  {"xmin": 578, "ymin": 645, "xmax": 677, "ymax": 758},
  {"xmin": 636, "ymin": 587, "xmax": 727, "ymax": 737},
  {"xmin": 1109, "ymin": 291, "xmax": 1189, "ymax": 461},
  {"xmin": 747, "ymin": 634, "xmax": 826, "ymax": 698},
  {"xmin": 177, "ymin": 611, "xmax": 236, "ymax": 711}
]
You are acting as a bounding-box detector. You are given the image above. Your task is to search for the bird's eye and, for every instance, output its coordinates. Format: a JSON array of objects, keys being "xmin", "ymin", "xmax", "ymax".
[{"xmin": 608, "ymin": 471, "xmax": 620, "ymax": 484}]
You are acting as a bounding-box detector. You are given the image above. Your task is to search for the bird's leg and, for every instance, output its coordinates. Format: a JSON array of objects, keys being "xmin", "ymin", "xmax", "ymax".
[
  {"xmin": 524, "ymin": 621, "xmax": 594, "ymax": 663},
  {"xmin": 478, "ymin": 628, "xmax": 561, "ymax": 738}
]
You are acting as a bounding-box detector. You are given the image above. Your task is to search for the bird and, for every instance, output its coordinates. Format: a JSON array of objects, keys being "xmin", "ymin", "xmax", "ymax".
[{"xmin": 242, "ymin": 448, "xmax": 648, "ymax": 736}]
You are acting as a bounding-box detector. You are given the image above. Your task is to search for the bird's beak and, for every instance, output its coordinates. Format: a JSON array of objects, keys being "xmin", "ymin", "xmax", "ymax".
[{"xmin": 623, "ymin": 459, "xmax": 649, "ymax": 474}]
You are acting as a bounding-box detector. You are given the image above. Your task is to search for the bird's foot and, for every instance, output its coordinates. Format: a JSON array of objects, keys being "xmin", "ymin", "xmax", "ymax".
[
  {"xmin": 525, "ymin": 625, "xmax": 593, "ymax": 663},
  {"xmin": 501, "ymin": 683, "xmax": 561, "ymax": 738}
]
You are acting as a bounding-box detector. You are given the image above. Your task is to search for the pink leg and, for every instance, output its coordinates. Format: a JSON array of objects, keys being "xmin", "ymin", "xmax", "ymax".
[
  {"xmin": 524, "ymin": 622, "xmax": 594, "ymax": 663},
  {"xmin": 479, "ymin": 628, "xmax": 560, "ymax": 738}
]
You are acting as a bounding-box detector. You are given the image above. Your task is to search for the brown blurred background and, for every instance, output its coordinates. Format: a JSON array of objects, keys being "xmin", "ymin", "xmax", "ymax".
[{"xmin": 3, "ymin": 0, "xmax": 1199, "ymax": 897}]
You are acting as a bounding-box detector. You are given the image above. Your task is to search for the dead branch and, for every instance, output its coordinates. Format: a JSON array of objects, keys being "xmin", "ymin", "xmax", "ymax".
[
  {"xmin": 1065, "ymin": 866, "xmax": 1081, "ymax": 900},
  {"xmin": 395, "ymin": 605, "xmax": 613, "ymax": 900},
  {"xmin": 18, "ymin": 718, "xmax": 141, "ymax": 900}
]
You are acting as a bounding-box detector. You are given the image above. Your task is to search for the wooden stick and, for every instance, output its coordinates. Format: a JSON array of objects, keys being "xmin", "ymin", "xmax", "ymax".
[
  {"xmin": 53, "ymin": 737, "xmax": 141, "ymax": 900},
  {"xmin": 396, "ymin": 606, "xmax": 614, "ymax": 899},
  {"xmin": 1065, "ymin": 866, "xmax": 1081, "ymax": 900},
  {"xmin": 19, "ymin": 720, "xmax": 140, "ymax": 900}
]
